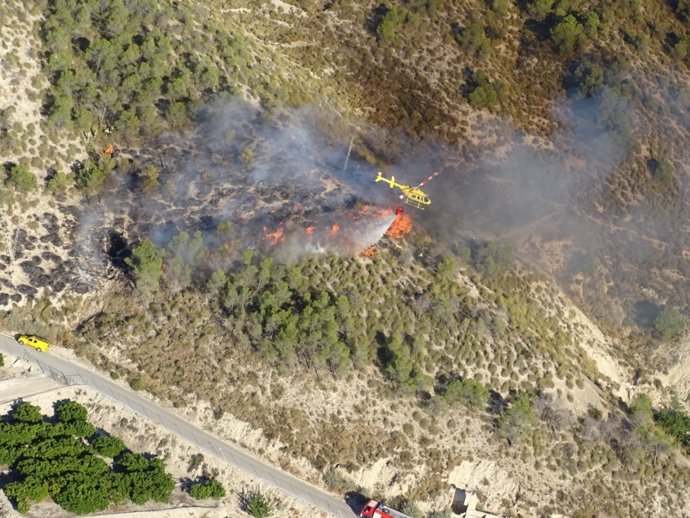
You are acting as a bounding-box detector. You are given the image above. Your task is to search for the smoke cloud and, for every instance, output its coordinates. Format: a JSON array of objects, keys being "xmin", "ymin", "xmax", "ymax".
[
  {"xmin": 70, "ymin": 100, "xmax": 408, "ymax": 289},
  {"xmin": 66, "ymin": 79, "xmax": 690, "ymax": 323}
]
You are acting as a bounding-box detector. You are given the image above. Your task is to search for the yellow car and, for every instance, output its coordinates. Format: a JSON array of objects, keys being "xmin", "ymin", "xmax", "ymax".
[{"xmin": 17, "ymin": 335, "xmax": 51, "ymax": 352}]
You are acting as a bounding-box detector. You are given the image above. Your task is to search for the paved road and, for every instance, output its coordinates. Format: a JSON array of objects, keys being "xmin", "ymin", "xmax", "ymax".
[{"xmin": 0, "ymin": 334, "xmax": 357, "ymax": 518}]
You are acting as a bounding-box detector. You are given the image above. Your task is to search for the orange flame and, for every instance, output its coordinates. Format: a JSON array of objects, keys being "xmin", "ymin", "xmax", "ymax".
[
  {"xmin": 263, "ymin": 227, "xmax": 285, "ymax": 245},
  {"xmin": 330, "ymin": 224, "xmax": 340, "ymax": 236},
  {"xmin": 103, "ymin": 144, "xmax": 114, "ymax": 155},
  {"xmin": 362, "ymin": 246, "xmax": 377, "ymax": 257},
  {"xmin": 305, "ymin": 226, "xmax": 315, "ymax": 235},
  {"xmin": 386, "ymin": 212, "xmax": 413, "ymax": 239}
]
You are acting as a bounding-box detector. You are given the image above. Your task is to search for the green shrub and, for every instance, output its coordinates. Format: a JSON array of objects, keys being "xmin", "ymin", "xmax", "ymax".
[
  {"xmin": 46, "ymin": 170, "xmax": 70, "ymax": 194},
  {"xmin": 488, "ymin": 0, "xmax": 511, "ymax": 17},
  {"xmin": 11, "ymin": 402, "xmax": 43, "ymax": 424},
  {"xmin": 498, "ymin": 393, "xmax": 536, "ymax": 444},
  {"xmin": 400, "ymin": 501, "xmax": 423, "ymax": 518},
  {"xmin": 550, "ymin": 15, "xmax": 587, "ymax": 56},
  {"xmin": 4, "ymin": 477, "xmax": 49, "ymax": 514},
  {"xmin": 5, "ymin": 164, "xmax": 36, "ymax": 192},
  {"xmin": 656, "ymin": 408, "xmax": 690, "ymax": 454},
  {"xmin": 443, "ymin": 378, "xmax": 489, "ymax": 410},
  {"xmin": 117, "ymin": 453, "xmax": 175, "ymax": 504},
  {"xmin": 128, "ymin": 377, "xmax": 144, "ymax": 390},
  {"xmin": 125, "ymin": 240, "xmax": 165, "ymax": 294},
  {"xmin": 92, "ymin": 435, "xmax": 127, "ymax": 458},
  {"xmin": 454, "ymin": 23, "xmax": 491, "ymax": 58},
  {"xmin": 73, "ymin": 160, "xmax": 106, "ymax": 192},
  {"xmin": 376, "ymin": 6, "xmax": 419, "ymax": 42},
  {"xmin": 572, "ymin": 60, "xmax": 604, "ymax": 97},
  {"xmin": 55, "ymin": 400, "xmax": 88, "ymax": 423},
  {"xmin": 189, "ymin": 477, "xmax": 226, "ymax": 499},
  {"xmin": 241, "ymin": 487, "xmax": 278, "ymax": 518},
  {"xmin": 324, "ymin": 467, "xmax": 355, "ymax": 493},
  {"xmin": 187, "ymin": 453, "xmax": 204, "ymax": 473},
  {"xmin": 653, "ymin": 306, "xmax": 685, "ymax": 341},
  {"xmin": 651, "ymin": 159, "xmax": 675, "ymax": 185},
  {"xmin": 525, "ymin": 0, "xmax": 554, "ymax": 21},
  {"xmin": 464, "ymin": 70, "xmax": 505, "ymax": 110},
  {"xmin": 678, "ymin": 0, "xmax": 690, "ymax": 21}
]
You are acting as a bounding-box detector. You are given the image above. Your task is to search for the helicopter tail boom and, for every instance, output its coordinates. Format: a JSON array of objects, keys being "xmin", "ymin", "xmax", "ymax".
[{"xmin": 375, "ymin": 172, "xmax": 399, "ymax": 189}]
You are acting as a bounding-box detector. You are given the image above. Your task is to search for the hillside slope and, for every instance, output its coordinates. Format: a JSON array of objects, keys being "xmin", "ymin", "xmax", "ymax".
[{"xmin": 1, "ymin": 1, "xmax": 690, "ymax": 517}]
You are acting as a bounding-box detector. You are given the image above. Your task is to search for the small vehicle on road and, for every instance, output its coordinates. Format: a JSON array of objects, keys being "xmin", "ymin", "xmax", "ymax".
[{"xmin": 17, "ymin": 334, "xmax": 51, "ymax": 352}]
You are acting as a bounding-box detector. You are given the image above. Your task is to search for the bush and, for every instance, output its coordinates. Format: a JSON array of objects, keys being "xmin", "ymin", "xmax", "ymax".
[
  {"xmin": 5, "ymin": 164, "xmax": 36, "ymax": 192},
  {"xmin": 324, "ymin": 467, "xmax": 355, "ymax": 493},
  {"xmin": 572, "ymin": 60, "xmax": 604, "ymax": 97},
  {"xmin": 550, "ymin": 15, "xmax": 587, "ymax": 56},
  {"xmin": 653, "ymin": 306, "xmax": 685, "ymax": 341},
  {"xmin": 400, "ymin": 501, "xmax": 423, "ymax": 518},
  {"xmin": 117, "ymin": 453, "xmax": 175, "ymax": 504},
  {"xmin": 497, "ymin": 393, "xmax": 536, "ymax": 444},
  {"xmin": 92, "ymin": 435, "xmax": 127, "ymax": 458},
  {"xmin": 128, "ymin": 377, "xmax": 144, "ymax": 391},
  {"xmin": 454, "ymin": 23, "xmax": 491, "ymax": 58},
  {"xmin": 488, "ymin": 0, "xmax": 511, "ymax": 17},
  {"xmin": 525, "ymin": 0, "xmax": 554, "ymax": 21},
  {"xmin": 11, "ymin": 402, "xmax": 43, "ymax": 424},
  {"xmin": 73, "ymin": 160, "xmax": 106, "ymax": 192},
  {"xmin": 677, "ymin": 0, "xmax": 690, "ymax": 21},
  {"xmin": 651, "ymin": 159, "xmax": 674, "ymax": 185},
  {"xmin": 189, "ymin": 477, "xmax": 226, "ymax": 499},
  {"xmin": 241, "ymin": 487, "xmax": 278, "ymax": 518},
  {"xmin": 443, "ymin": 378, "xmax": 489, "ymax": 410},
  {"xmin": 46, "ymin": 170, "xmax": 70, "ymax": 194},
  {"xmin": 377, "ymin": 7, "xmax": 404, "ymax": 41},
  {"xmin": 464, "ymin": 70, "xmax": 505, "ymax": 110},
  {"xmin": 125, "ymin": 240, "xmax": 165, "ymax": 294},
  {"xmin": 656, "ymin": 408, "xmax": 690, "ymax": 454},
  {"xmin": 469, "ymin": 83, "xmax": 498, "ymax": 109},
  {"xmin": 188, "ymin": 453, "xmax": 204, "ymax": 473},
  {"xmin": 55, "ymin": 400, "xmax": 88, "ymax": 423},
  {"xmin": 4, "ymin": 477, "xmax": 49, "ymax": 514},
  {"xmin": 471, "ymin": 241, "xmax": 513, "ymax": 278}
]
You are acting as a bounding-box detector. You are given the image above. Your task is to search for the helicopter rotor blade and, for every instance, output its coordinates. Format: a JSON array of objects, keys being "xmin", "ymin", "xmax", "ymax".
[{"xmin": 417, "ymin": 171, "xmax": 440, "ymax": 188}]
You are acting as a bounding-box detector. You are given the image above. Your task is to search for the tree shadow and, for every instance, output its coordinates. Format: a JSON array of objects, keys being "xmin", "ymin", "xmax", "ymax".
[
  {"xmin": 179, "ymin": 476, "xmax": 195, "ymax": 493},
  {"xmin": 632, "ymin": 300, "xmax": 660, "ymax": 330},
  {"xmin": 106, "ymin": 229, "xmax": 132, "ymax": 272},
  {"xmin": 366, "ymin": 4, "xmax": 389, "ymax": 35},
  {"xmin": 345, "ymin": 491, "xmax": 368, "ymax": 515},
  {"xmin": 488, "ymin": 389, "xmax": 507, "ymax": 414}
]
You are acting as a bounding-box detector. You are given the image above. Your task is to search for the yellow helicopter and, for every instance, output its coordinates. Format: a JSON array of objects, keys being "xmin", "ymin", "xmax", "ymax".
[{"xmin": 375, "ymin": 171, "xmax": 438, "ymax": 209}]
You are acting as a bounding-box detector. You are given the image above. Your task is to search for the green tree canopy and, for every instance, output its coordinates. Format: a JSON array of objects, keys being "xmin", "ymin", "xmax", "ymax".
[
  {"xmin": 5, "ymin": 164, "xmax": 36, "ymax": 192},
  {"xmin": 443, "ymin": 378, "xmax": 489, "ymax": 410},
  {"xmin": 550, "ymin": 14, "xmax": 587, "ymax": 56},
  {"xmin": 573, "ymin": 60, "xmax": 604, "ymax": 97},
  {"xmin": 526, "ymin": 0, "xmax": 554, "ymax": 20},
  {"xmin": 653, "ymin": 306, "xmax": 685, "ymax": 341},
  {"xmin": 73, "ymin": 160, "xmax": 107, "ymax": 192},
  {"xmin": 189, "ymin": 477, "xmax": 226, "ymax": 499},
  {"xmin": 125, "ymin": 239, "xmax": 165, "ymax": 294},
  {"xmin": 12, "ymin": 402, "xmax": 43, "ymax": 424},
  {"xmin": 92, "ymin": 435, "xmax": 127, "ymax": 458},
  {"xmin": 498, "ymin": 393, "xmax": 536, "ymax": 444},
  {"xmin": 55, "ymin": 400, "xmax": 88, "ymax": 423}
]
